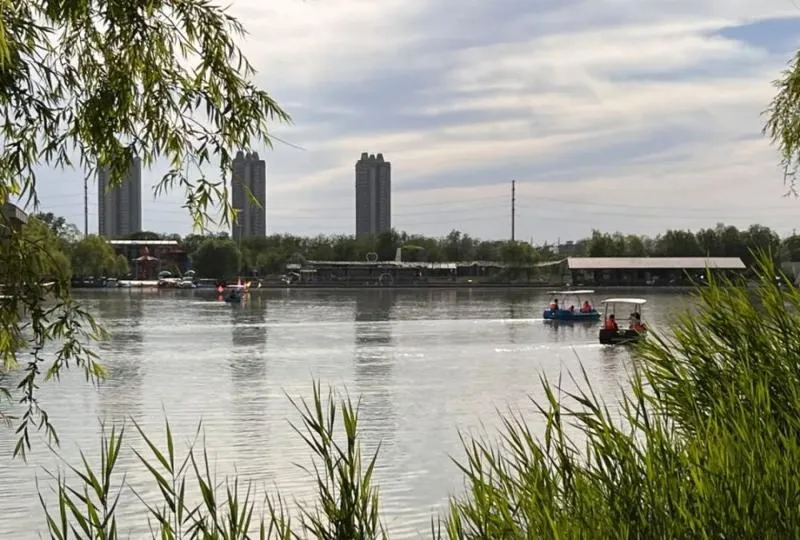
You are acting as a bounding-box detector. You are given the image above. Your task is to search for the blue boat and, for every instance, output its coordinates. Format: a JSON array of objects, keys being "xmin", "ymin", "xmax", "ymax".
[{"xmin": 542, "ymin": 290, "xmax": 601, "ymax": 321}]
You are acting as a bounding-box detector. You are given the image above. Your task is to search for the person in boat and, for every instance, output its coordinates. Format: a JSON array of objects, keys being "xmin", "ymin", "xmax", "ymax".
[
  {"xmin": 549, "ymin": 298, "xmax": 559, "ymax": 312},
  {"xmin": 226, "ymin": 289, "xmax": 242, "ymax": 302},
  {"xmin": 569, "ymin": 305, "xmax": 575, "ymax": 313},
  {"xmin": 580, "ymin": 300, "xmax": 592, "ymax": 313},
  {"xmin": 603, "ymin": 314, "xmax": 618, "ymax": 331},
  {"xmin": 630, "ymin": 312, "xmax": 646, "ymax": 333}
]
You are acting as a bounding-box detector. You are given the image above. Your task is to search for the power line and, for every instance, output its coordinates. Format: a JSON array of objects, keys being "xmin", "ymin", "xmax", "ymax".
[
  {"xmin": 519, "ymin": 194, "xmax": 796, "ymax": 213},
  {"xmin": 37, "ymin": 186, "xmax": 800, "ymax": 215},
  {"xmin": 516, "ymin": 205, "xmax": 795, "ymax": 221}
]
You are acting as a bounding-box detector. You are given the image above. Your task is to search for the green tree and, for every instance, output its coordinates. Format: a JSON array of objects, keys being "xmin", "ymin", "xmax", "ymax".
[
  {"xmin": 500, "ymin": 240, "xmax": 537, "ymax": 266},
  {"xmin": 193, "ymin": 238, "xmax": 241, "ymax": 281},
  {"xmin": 19, "ymin": 216, "xmax": 72, "ymax": 279},
  {"xmin": 375, "ymin": 229, "xmax": 401, "ymax": 260},
  {"xmin": 766, "ymin": 55, "xmax": 800, "ymax": 193},
  {"xmin": 586, "ymin": 230, "xmax": 622, "ymax": 257},
  {"xmin": 742, "ymin": 224, "xmax": 780, "ymax": 265},
  {"xmin": 442, "ymin": 229, "xmax": 477, "ymax": 261},
  {"xmin": 70, "ymin": 235, "xmax": 118, "ymax": 277},
  {"xmin": 654, "ymin": 229, "xmax": 703, "ymax": 257},
  {"xmin": 33, "ymin": 212, "xmax": 81, "ymax": 245},
  {"xmin": 113, "ymin": 253, "xmax": 130, "ymax": 277},
  {"xmin": 125, "ymin": 231, "xmax": 162, "ymax": 241},
  {"xmin": 182, "ymin": 233, "xmax": 208, "ymax": 259},
  {"xmin": 0, "ymin": 0, "xmax": 288, "ymax": 457},
  {"xmin": 781, "ymin": 235, "xmax": 800, "ymax": 261},
  {"xmin": 475, "ymin": 240, "xmax": 502, "ymax": 261},
  {"xmin": 624, "ymin": 234, "xmax": 647, "ymax": 256}
]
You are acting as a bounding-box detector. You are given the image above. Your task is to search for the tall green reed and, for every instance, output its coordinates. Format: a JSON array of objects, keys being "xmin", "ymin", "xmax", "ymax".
[
  {"xmin": 37, "ymin": 383, "xmax": 385, "ymax": 539},
  {"xmin": 38, "ymin": 253, "xmax": 800, "ymax": 538},
  {"xmin": 436, "ymin": 253, "xmax": 800, "ymax": 538}
]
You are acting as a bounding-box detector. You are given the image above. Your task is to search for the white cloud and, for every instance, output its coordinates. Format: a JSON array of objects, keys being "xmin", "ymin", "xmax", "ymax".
[
  {"xmin": 229, "ymin": 0, "xmax": 430, "ymax": 93},
  {"xmin": 24, "ymin": 0, "xmax": 800, "ymax": 240}
]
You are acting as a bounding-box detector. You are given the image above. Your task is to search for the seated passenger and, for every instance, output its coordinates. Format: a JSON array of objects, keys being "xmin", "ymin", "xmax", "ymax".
[
  {"xmin": 569, "ymin": 305, "xmax": 575, "ymax": 313},
  {"xmin": 549, "ymin": 298, "xmax": 559, "ymax": 311},
  {"xmin": 603, "ymin": 314, "xmax": 618, "ymax": 331},
  {"xmin": 630, "ymin": 313, "xmax": 646, "ymax": 333},
  {"xmin": 581, "ymin": 301, "xmax": 592, "ymax": 313}
]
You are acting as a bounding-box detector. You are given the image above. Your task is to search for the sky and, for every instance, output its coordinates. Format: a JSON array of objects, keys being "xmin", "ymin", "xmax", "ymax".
[{"xmin": 23, "ymin": 0, "xmax": 800, "ymax": 244}]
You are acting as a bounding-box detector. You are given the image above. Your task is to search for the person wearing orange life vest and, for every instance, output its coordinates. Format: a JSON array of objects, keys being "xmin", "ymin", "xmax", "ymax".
[
  {"xmin": 580, "ymin": 300, "xmax": 592, "ymax": 313},
  {"xmin": 549, "ymin": 298, "xmax": 559, "ymax": 312},
  {"xmin": 630, "ymin": 312, "xmax": 646, "ymax": 333},
  {"xmin": 603, "ymin": 314, "xmax": 618, "ymax": 331}
]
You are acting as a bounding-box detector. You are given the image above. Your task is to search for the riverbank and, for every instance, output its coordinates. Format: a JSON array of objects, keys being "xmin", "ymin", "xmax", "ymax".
[{"xmin": 79, "ymin": 281, "xmax": 700, "ymax": 293}]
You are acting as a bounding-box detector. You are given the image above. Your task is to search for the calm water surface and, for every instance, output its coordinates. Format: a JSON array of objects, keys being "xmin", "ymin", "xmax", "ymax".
[{"xmin": 0, "ymin": 288, "xmax": 693, "ymax": 538}]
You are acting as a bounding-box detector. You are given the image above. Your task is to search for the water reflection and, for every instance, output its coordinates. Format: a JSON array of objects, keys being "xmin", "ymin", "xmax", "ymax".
[
  {"xmin": 0, "ymin": 288, "xmax": 705, "ymax": 540},
  {"xmin": 505, "ymin": 294, "xmax": 530, "ymax": 343},
  {"xmin": 354, "ymin": 291, "xmax": 398, "ymax": 448},
  {"xmin": 230, "ymin": 297, "xmax": 268, "ymax": 351},
  {"xmin": 228, "ymin": 298, "xmax": 269, "ymax": 465},
  {"xmin": 94, "ymin": 292, "xmax": 145, "ymax": 423},
  {"xmin": 598, "ymin": 345, "xmax": 630, "ymax": 384},
  {"xmin": 543, "ymin": 319, "xmax": 598, "ymax": 343}
]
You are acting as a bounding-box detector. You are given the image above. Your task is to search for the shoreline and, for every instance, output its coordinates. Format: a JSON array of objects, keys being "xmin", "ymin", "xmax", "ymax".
[{"xmin": 75, "ymin": 283, "xmax": 700, "ymax": 293}]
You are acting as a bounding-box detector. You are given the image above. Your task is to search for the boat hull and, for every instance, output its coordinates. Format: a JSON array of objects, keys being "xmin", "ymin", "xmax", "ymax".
[
  {"xmin": 598, "ymin": 328, "xmax": 646, "ymax": 345},
  {"xmin": 543, "ymin": 309, "xmax": 601, "ymax": 321}
]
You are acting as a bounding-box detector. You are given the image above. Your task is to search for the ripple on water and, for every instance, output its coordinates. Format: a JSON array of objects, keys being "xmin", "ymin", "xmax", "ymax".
[{"xmin": 0, "ymin": 289, "xmax": 692, "ymax": 539}]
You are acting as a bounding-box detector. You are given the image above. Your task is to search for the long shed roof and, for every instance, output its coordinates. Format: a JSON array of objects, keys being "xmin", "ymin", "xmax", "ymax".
[{"xmin": 567, "ymin": 257, "xmax": 745, "ymax": 270}]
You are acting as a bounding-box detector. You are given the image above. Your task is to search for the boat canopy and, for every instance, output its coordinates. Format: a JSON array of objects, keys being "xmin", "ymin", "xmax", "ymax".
[
  {"xmin": 600, "ymin": 298, "xmax": 647, "ymax": 305},
  {"xmin": 548, "ymin": 289, "xmax": 596, "ymax": 296}
]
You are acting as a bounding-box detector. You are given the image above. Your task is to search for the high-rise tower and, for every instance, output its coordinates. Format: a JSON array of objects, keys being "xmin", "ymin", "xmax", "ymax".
[
  {"xmin": 231, "ymin": 151, "xmax": 267, "ymax": 241},
  {"xmin": 98, "ymin": 157, "xmax": 142, "ymax": 238},
  {"xmin": 355, "ymin": 152, "xmax": 391, "ymax": 238}
]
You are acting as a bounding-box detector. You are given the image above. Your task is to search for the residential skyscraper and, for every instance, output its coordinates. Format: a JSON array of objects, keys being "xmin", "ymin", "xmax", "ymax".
[
  {"xmin": 355, "ymin": 152, "xmax": 391, "ymax": 238},
  {"xmin": 97, "ymin": 157, "xmax": 142, "ymax": 238},
  {"xmin": 231, "ymin": 150, "xmax": 267, "ymax": 241}
]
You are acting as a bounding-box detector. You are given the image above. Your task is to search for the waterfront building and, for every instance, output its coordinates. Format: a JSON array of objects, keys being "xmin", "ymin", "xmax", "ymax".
[
  {"xmin": 231, "ymin": 151, "xmax": 267, "ymax": 241},
  {"xmin": 1, "ymin": 202, "xmax": 28, "ymax": 234},
  {"xmin": 355, "ymin": 152, "xmax": 391, "ymax": 238},
  {"xmin": 107, "ymin": 239, "xmax": 188, "ymax": 280},
  {"xmin": 98, "ymin": 157, "xmax": 142, "ymax": 238},
  {"xmin": 540, "ymin": 257, "xmax": 747, "ymax": 286}
]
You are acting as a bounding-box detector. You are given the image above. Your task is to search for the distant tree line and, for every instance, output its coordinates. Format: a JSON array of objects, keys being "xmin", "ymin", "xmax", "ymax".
[
  {"xmin": 39, "ymin": 215, "xmax": 800, "ymax": 280},
  {"xmin": 26, "ymin": 212, "xmax": 130, "ymax": 280},
  {"xmin": 177, "ymin": 223, "xmax": 796, "ymax": 279},
  {"xmin": 582, "ymin": 223, "xmax": 787, "ymax": 268}
]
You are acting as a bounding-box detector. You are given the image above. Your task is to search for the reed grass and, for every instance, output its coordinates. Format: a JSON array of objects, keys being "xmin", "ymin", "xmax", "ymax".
[{"xmin": 36, "ymin": 254, "xmax": 800, "ymax": 538}]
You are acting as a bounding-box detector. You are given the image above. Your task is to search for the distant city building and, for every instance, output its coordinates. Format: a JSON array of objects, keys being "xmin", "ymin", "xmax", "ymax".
[
  {"xmin": 98, "ymin": 157, "xmax": 142, "ymax": 238},
  {"xmin": 231, "ymin": 151, "xmax": 267, "ymax": 241},
  {"xmin": 355, "ymin": 152, "xmax": 391, "ymax": 238}
]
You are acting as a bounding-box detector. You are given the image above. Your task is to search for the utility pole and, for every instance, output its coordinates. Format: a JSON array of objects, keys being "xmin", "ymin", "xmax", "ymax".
[
  {"xmin": 511, "ymin": 180, "xmax": 516, "ymax": 242},
  {"xmin": 84, "ymin": 175, "xmax": 88, "ymax": 237}
]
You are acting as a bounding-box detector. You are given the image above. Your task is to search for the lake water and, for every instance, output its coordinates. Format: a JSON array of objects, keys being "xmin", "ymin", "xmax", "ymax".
[{"xmin": 0, "ymin": 288, "xmax": 693, "ymax": 538}]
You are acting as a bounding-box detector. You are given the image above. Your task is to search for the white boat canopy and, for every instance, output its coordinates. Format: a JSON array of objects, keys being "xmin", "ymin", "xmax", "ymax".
[
  {"xmin": 548, "ymin": 289, "xmax": 596, "ymax": 296},
  {"xmin": 600, "ymin": 298, "xmax": 647, "ymax": 305}
]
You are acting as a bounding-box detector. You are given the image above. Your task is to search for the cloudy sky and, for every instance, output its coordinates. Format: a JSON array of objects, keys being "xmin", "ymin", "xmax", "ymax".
[{"xmin": 25, "ymin": 0, "xmax": 800, "ymax": 243}]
